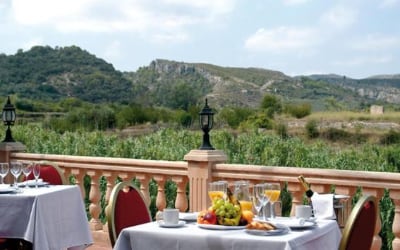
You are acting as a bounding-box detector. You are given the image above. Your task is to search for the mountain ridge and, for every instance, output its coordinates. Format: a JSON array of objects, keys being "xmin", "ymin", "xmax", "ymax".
[{"xmin": 1, "ymin": 46, "xmax": 399, "ymax": 110}]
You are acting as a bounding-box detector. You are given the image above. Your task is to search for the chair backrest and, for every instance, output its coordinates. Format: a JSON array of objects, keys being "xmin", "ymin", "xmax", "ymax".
[
  {"xmin": 106, "ymin": 181, "xmax": 152, "ymax": 247},
  {"xmin": 339, "ymin": 195, "xmax": 377, "ymax": 250},
  {"xmin": 25, "ymin": 161, "xmax": 67, "ymax": 185}
]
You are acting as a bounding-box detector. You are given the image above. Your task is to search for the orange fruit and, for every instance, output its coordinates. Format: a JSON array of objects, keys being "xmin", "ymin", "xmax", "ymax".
[{"xmin": 241, "ymin": 210, "xmax": 254, "ymax": 224}]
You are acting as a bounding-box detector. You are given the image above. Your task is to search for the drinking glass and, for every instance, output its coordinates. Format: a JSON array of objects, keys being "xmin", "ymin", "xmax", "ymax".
[
  {"xmin": 208, "ymin": 181, "xmax": 227, "ymax": 203},
  {"xmin": 10, "ymin": 161, "xmax": 22, "ymax": 190},
  {"xmin": 265, "ymin": 183, "xmax": 281, "ymax": 219},
  {"xmin": 234, "ymin": 180, "xmax": 252, "ymax": 211},
  {"xmin": 0, "ymin": 162, "xmax": 9, "ymax": 184},
  {"xmin": 22, "ymin": 162, "xmax": 33, "ymax": 188},
  {"xmin": 253, "ymin": 183, "xmax": 269, "ymax": 220},
  {"xmin": 33, "ymin": 163, "xmax": 41, "ymax": 188}
]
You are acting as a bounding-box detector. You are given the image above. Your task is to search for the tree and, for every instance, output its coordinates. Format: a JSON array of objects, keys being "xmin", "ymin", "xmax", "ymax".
[{"xmin": 260, "ymin": 94, "xmax": 282, "ymax": 118}]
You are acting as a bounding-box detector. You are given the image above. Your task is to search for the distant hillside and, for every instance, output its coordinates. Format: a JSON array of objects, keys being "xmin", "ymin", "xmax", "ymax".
[
  {"xmin": 1, "ymin": 46, "xmax": 400, "ymax": 111},
  {"xmin": 0, "ymin": 45, "xmax": 132, "ymax": 103},
  {"xmin": 307, "ymin": 74, "xmax": 400, "ymax": 105}
]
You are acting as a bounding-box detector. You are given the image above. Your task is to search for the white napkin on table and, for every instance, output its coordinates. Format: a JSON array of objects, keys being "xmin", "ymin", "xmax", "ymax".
[
  {"xmin": 311, "ymin": 193, "xmax": 336, "ymax": 220},
  {"xmin": 21, "ymin": 179, "xmax": 44, "ymax": 185}
]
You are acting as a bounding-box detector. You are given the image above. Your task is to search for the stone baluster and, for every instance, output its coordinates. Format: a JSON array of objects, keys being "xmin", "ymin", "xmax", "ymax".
[
  {"xmin": 87, "ymin": 171, "xmax": 102, "ymax": 230},
  {"xmin": 288, "ymin": 182, "xmax": 304, "ymax": 216},
  {"xmin": 136, "ymin": 174, "xmax": 151, "ymax": 207},
  {"xmin": 102, "ymin": 171, "xmax": 115, "ymax": 207},
  {"xmin": 391, "ymin": 190, "xmax": 400, "ymax": 250},
  {"xmin": 71, "ymin": 169, "xmax": 86, "ymax": 199},
  {"xmin": 154, "ymin": 175, "xmax": 166, "ymax": 211},
  {"xmin": 173, "ymin": 176, "xmax": 188, "ymax": 212},
  {"xmin": 62, "ymin": 168, "xmax": 71, "ymax": 184},
  {"xmin": 102, "ymin": 172, "xmax": 115, "ymax": 233}
]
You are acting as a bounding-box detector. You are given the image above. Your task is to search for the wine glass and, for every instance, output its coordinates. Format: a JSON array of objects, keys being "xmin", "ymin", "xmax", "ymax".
[
  {"xmin": 265, "ymin": 183, "xmax": 281, "ymax": 219},
  {"xmin": 22, "ymin": 162, "xmax": 33, "ymax": 188},
  {"xmin": 0, "ymin": 162, "xmax": 9, "ymax": 184},
  {"xmin": 33, "ymin": 163, "xmax": 41, "ymax": 188},
  {"xmin": 253, "ymin": 183, "xmax": 269, "ymax": 220},
  {"xmin": 10, "ymin": 161, "xmax": 22, "ymax": 191}
]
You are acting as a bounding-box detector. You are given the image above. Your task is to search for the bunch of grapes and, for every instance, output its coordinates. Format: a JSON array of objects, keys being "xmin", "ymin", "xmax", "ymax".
[{"xmin": 212, "ymin": 198, "xmax": 241, "ymax": 219}]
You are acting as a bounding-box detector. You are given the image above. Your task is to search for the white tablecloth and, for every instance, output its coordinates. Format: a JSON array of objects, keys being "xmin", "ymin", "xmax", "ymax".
[
  {"xmin": 114, "ymin": 219, "xmax": 341, "ymax": 250},
  {"xmin": 0, "ymin": 185, "xmax": 93, "ymax": 250}
]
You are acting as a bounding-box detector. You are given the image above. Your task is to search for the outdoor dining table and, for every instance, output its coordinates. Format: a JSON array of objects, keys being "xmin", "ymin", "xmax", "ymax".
[
  {"xmin": 0, "ymin": 185, "xmax": 93, "ymax": 250},
  {"xmin": 114, "ymin": 217, "xmax": 341, "ymax": 250}
]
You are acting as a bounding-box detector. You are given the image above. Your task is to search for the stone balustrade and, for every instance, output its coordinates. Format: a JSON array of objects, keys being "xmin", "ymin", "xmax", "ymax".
[{"xmin": 1, "ymin": 144, "xmax": 400, "ymax": 250}]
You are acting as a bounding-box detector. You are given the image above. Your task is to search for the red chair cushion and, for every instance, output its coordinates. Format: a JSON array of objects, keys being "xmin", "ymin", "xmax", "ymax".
[
  {"xmin": 24, "ymin": 164, "xmax": 63, "ymax": 185},
  {"xmin": 114, "ymin": 187, "xmax": 150, "ymax": 236},
  {"xmin": 346, "ymin": 200, "xmax": 376, "ymax": 250}
]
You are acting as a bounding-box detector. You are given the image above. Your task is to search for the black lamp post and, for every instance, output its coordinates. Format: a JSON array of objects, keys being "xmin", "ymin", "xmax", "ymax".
[
  {"xmin": 2, "ymin": 96, "xmax": 16, "ymax": 142},
  {"xmin": 199, "ymin": 99, "xmax": 214, "ymax": 150}
]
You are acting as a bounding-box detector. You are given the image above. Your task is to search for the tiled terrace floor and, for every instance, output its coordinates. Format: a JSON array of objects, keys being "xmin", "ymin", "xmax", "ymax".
[{"xmin": 87, "ymin": 231, "xmax": 112, "ymax": 250}]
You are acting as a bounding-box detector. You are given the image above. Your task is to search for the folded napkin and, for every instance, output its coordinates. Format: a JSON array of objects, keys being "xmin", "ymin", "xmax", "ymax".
[
  {"xmin": 0, "ymin": 183, "xmax": 11, "ymax": 189},
  {"xmin": 179, "ymin": 212, "xmax": 198, "ymax": 221},
  {"xmin": 270, "ymin": 217, "xmax": 306, "ymax": 226},
  {"xmin": 19, "ymin": 179, "xmax": 44, "ymax": 186},
  {"xmin": 311, "ymin": 193, "xmax": 336, "ymax": 220}
]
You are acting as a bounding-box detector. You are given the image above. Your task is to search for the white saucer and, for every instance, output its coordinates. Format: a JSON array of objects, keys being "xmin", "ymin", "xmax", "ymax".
[{"xmin": 158, "ymin": 220, "xmax": 186, "ymax": 228}]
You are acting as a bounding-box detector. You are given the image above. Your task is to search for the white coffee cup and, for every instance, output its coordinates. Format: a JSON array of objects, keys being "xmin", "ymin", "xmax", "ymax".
[
  {"xmin": 295, "ymin": 205, "xmax": 312, "ymax": 219},
  {"xmin": 162, "ymin": 208, "xmax": 179, "ymax": 225}
]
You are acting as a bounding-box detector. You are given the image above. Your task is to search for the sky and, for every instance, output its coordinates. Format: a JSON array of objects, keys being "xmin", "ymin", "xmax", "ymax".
[{"xmin": 0, "ymin": 0, "xmax": 399, "ymax": 79}]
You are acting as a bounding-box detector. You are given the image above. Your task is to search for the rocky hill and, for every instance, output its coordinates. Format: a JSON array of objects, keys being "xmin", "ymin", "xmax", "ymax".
[{"xmin": 1, "ymin": 46, "xmax": 399, "ymax": 111}]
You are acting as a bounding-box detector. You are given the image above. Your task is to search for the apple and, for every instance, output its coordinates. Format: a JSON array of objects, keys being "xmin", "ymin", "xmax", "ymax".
[{"xmin": 203, "ymin": 211, "xmax": 217, "ymax": 224}]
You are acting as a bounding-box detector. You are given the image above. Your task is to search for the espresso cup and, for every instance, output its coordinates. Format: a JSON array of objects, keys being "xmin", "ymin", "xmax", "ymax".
[
  {"xmin": 295, "ymin": 205, "xmax": 312, "ymax": 219},
  {"xmin": 162, "ymin": 208, "xmax": 179, "ymax": 225}
]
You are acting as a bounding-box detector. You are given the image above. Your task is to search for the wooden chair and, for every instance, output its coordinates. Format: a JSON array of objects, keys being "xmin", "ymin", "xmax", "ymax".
[
  {"xmin": 24, "ymin": 161, "xmax": 67, "ymax": 185},
  {"xmin": 106, "ymin": 181, "xmax": 152, "ymax": 247},
  {"xmin": 339, "ymin": 195, "xmax": 377, "ymax": 250}
]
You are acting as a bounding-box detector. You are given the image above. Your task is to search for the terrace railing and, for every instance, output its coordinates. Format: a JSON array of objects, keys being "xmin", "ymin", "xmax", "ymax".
[{"xmin": 2, "ymin": 143, "xmax": 400, "ymax": 250}]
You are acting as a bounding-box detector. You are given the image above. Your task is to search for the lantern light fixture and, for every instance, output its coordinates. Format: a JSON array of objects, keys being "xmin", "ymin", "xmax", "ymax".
[
  {"xmin": 2, "ymin": 96, "xmax": 16, "ymax": 142},
  {"xmin": 199, "ymin": 98, "xmax": 214, "ymax": 150}
]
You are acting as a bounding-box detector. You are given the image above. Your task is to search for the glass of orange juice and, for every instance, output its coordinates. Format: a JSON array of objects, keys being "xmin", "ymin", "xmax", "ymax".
[
  {"xmin": 265, "ymin": 183, "xmax": 281, "ymax": 219},
  {"xmin": 234, "ymin": 180, "xmax": 252, "ymax": 211},
  {"xmin": 208, "ymin": 181, "xmax": 227, "ymax": 203}
]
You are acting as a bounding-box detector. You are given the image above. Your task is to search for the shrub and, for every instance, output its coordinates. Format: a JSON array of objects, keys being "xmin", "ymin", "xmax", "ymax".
[
  {"xmin": 275, "ymin": 122, "xmax": 288, "ymax": 139},
  {"xmin": 260, "ymin": 94, "xmax": 282, "ymax": 118},
  {"xmin": 285, "ymin": 103, "xmax": 312, "ymax": 118},
  {"xmin": 305, "ymin": 119, "xmax": 319, "ymax": 139},
  {"xmin": 322, "ymin": 128, "xmax": 350, "ymax": 142},
  {"xmin": 380, "ymin": 130, "xmax": 400, "ymax": 145}
]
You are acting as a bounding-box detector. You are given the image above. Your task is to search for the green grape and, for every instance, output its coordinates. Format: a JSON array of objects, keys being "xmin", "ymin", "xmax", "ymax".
[{"xmin": 226, "ymin": 203, "xmax": 234, "ymax": 211}]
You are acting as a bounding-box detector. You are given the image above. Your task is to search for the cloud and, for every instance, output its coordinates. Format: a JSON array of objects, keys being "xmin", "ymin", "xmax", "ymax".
[
  {"xmin": 320, "ymin": 5, "xmax": 357, "ymax": 30},
  {"xmin": 244, "ymin": 26, "xmax": 318, "ymax": 52},
  {"xmin": 22, "ymin": 38, "xmax": 44, "ymax": 51},
  {"xmin": 352, "ymin": 34, "xmax": 400, "ymax": 51},
  {"xmin": 10, "ymin": 0, "xmax": 235, "ymax": 33},
  {"xmin": 380, "ymin": 0, "xmax": 400, "ymax": 8},
  {"xmin": 9, "ymin": 0, "xmax": 236, "ymax": 45},
  {"xmin": 332, "ymin": 55, "xmax": 393, "ymax": 67},
  {"xmin": 282, "ymin": 0, "xmax": 311, "ymax": 6}
]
